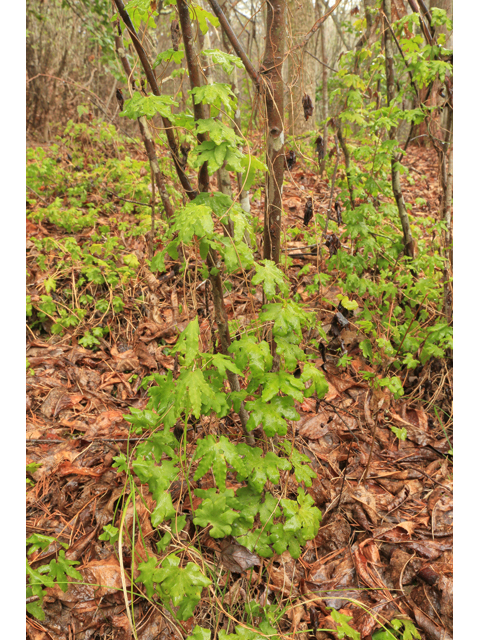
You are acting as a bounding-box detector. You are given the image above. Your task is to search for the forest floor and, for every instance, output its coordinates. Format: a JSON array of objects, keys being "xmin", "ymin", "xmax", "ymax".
[{"xmin": 26, "ymin": 130, "xmax": 452, "ymax": 640}]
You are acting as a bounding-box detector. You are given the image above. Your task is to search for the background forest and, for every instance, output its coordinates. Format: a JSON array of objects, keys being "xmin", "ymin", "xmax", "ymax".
[{"xmin": 25, "ymin": 2, "xmax": 453, "ymax": 640}]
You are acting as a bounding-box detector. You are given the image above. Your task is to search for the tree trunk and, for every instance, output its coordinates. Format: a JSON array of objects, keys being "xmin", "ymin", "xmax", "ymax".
[
  {"xmin": 355, "ymin": 0, "xmax": 376, "ymax": 49},
  {"xmin": 319, "ymin": 3, "xmax": 328, "ymax": 177},
  {"xmin": 318, "ymin": 0, "xmax": 348, "ymax": 50},
  {"xmin": 439, "ymin": 94, "xmax": 453, "ymax": 321},
  {"xmin": 177, "ymin": 0, "xmax": 209, "ymax": 193},
  {"xmin": 114, "ymin": 33, "xmax": 174, "ymax": 220},
  {"xmin": 262, "ymin": 0, "xmax": 286, "ymax": 264},
  {"xmin": 287, "ymin": 0, "xmax": 316, "ymax": 136},
  {"xmin": 429, "ymin": 0, "xmax": 453, "ymax": 48},
  {"xmin": 441, "ymin": 102, "xmax": 453, "ymax": 262},
  {"xmin": 335, "ymin": 120, "xmax": 354, "ymax": 208},
  {"xmin": 116, "ymin": 0, "xmax": 253, "ymax": 441},
  {"xmin": 206, "ymin": 249, "xmax": 254, "ymax": 445},
  {"xmin": 217, "ymin": 165, "xmax": 235, "ymax": 238},
  {"xmin": 178, "ymin": 0, "xmax": 255, "ymax": 439},
  {"xmin": 113, "ymin": 0, "xmax": 197, "ymax": 200},
  {"xmin": 383, "ymin": 0, "xmax": 415, "ymax": 259},
  {"xmin": 218, "ymin": 0, "xmax": 252, "ymax": 230}
]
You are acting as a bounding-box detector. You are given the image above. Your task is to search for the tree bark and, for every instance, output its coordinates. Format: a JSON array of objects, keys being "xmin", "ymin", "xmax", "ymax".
[
  {"xmin": 287, "ymin": 0, "xmax": 316, "ymax": 136},
  {"xmin": 407, "ymin": 0, "xmax": 434, "ymax": 45},
  {"xmin": 319, "ymin": 3, "xmax": 328, "ymax": 178},
  {"xmin": 262, "ymin": 0, "xmax": 286, "ymax": 264},
  {"xmin": 216, "ymin": 164, "xmax": 235, "ymax": 238},
  {"xmin": 428, "ymin": 0, "xmax": 453, "ymax": 48},
  {"xmin": 355, "ymin": 0, "xmax": 377, "ymax": 49},
  {"xmin": 335, "ymin": 120, "xmax": 354, "ymax": 208},
  {"xmin": 438, "ymin": 91, "xmax": 453, "ymax": 321},
  {"xmin": 383, "ymin": 0, "xmax": 415, "ymax": 259},
  {"xmin": 441, "ymin": 102, "xmax": 453, "ymax": 262},
  {"xmin": 177, "ymin": 0, "xmax": 209, "ymax": 193},
  {"xmin": 206, "ymin": 250, "xmax": 254, "ymax": 445}
]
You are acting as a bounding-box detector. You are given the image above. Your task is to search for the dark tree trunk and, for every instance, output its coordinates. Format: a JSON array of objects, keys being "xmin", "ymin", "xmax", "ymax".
[
  {"xmin": 262, "ymin": 0, "xmax": 286, "ymax": 264},
  {"xmin": 177, "ymin": 0, "xmax": 210, "ymax": 193},
  {"xmin": 113, "ymin": 0, "xmax": 197, "ymax": 200},
  {"xmin": 319, "ymin": 2, "xmax": 329, "ymax": 178},
  {"xmin": 205, "ymin": 250, "xmax": 254, "ymax": 444},
  {"xmin": 114, "ymin": 33, "xmax": 174, "ymax": 220},
  {"xmin": 384, "ymin": 0, "xmax": 415, "ymax": 259},
  {"xmin": 115, "ymin": 0, "xmax": 253, "ymax": 442}
]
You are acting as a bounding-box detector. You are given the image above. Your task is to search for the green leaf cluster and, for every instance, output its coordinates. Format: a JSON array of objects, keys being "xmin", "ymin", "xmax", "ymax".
[
  {"xmin": 120, "ymin": 91, "xmax": 178, "ymax": 120},
  {"xmin": 137, "ymin": 554, "xmax": 211, "ymax": 620},
  {"xmin": 372, "ymin": 618, "xmax": 421, "ymax": 640},
  {"xmin": 203, "ymin": 49, "xmax": 245, "ymax": 73},
  {"xmin": 26, "ymin": 541, "xmax": 82, "ymax": 621}
]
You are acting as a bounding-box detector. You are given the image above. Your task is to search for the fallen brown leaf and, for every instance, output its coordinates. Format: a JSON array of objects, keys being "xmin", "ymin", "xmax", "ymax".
[{"xmin": 219, "ymin": 539, "xmax": 261, "ymax": 573}]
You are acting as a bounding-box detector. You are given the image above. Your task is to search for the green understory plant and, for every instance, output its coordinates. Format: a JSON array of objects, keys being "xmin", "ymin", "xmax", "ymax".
[
  {"xmin": 25, "ymin": 3, "xmax": 432, "ymax": 638},
  {"xmin": 372, "ymin": 618, "xmax": 421, "ymax": 640},
  {"xmin": 308, "ymin": 7, "xmax": 453, "ymax": 390},
  {"xmin": 26, "ymin": 535, "xmax": 82, "ymax": 621}
]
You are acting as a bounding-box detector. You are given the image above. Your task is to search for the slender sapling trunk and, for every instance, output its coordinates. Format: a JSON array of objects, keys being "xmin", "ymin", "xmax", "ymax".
[
  {"xmin": 262, "ymin": 0, "xmax": 286, "ymax": 264},
  {"xmin": 383, "ymin": 0, "xmax": 415, "ymax": 259},
  {"xmin": 177, "ymin": 0, "xmax": 210, "ymax": 193},
  {"xmin": 114, "ymin": 32, "xmax": 174, "ymax": 220}
]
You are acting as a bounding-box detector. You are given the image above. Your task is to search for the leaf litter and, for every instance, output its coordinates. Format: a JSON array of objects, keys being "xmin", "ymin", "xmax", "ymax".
[{"xmin": 26, "ymin": 136, "xmax": 452, "ymax": 640}]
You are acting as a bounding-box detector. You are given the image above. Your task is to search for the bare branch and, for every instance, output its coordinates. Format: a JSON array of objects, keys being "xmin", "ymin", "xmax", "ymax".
[
  {"xmin": 295, "ymin": 0, "xmax": 345, "ymax": 51},
  {"xmin": 207, "ymin": 0, "xmax": 263, "ymax": 87},
  {"xmin": 305, "ymin": 49, "xmax": 338, "ymax": 74},
  {"xmin": 406, "ymin": 0, "xmax": 434, "ymax": 45}
]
